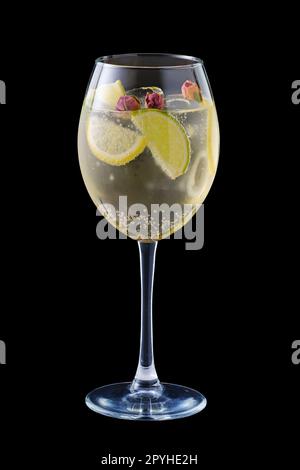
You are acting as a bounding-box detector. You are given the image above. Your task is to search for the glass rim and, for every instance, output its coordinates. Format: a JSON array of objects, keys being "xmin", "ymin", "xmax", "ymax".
[{"xmin": 95, "ymin": 53, "xmax": 204, "ymax": 69}]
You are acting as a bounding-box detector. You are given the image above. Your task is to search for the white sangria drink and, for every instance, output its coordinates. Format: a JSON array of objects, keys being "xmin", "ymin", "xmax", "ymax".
[
  {"xmin": 78, "ymin": 79, "xmax": 219, "ymax": 239},
  {"xmin": 80, "ymin": 54, "xmax": 220, "ymax": 421}
]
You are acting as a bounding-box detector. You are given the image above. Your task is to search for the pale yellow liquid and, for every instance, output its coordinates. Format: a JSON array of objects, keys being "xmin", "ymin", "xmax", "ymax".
[{"xmin": 78, "ymin": 95, "xmax": 219, "ymax": 240}]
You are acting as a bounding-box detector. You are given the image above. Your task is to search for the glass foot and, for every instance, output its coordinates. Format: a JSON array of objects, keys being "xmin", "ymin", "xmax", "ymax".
[{"xmin": 85, "ymin": 382, "xmax": 207, "ymax": 421}]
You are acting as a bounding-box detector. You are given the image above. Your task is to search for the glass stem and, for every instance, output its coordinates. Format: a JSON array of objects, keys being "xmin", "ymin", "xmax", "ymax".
[{"xmin": 131, "ymin": 241, "xmax": 162, "ymax": 392}]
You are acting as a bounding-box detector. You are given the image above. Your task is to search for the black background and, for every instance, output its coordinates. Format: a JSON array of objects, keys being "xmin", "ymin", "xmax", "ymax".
[{"xmin": 0, "ymin": 6, "xmax": 299, "ymax": 467}]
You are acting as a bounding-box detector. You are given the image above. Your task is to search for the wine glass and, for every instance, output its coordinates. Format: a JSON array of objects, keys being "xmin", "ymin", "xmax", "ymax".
[{"xmin": 78, "ymin": 53, "xmax": 219, "ymax": 420}]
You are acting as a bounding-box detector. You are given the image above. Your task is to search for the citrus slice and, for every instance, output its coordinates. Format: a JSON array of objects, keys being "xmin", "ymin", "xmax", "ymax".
[
  {"xmin": 132, "ymin": 109, "xmax": 191, "ymax": 179},
  {"xmin": 87, "ymin": 114, "xmax": 146, "ymax": 165},
  {"xmin": 93, "ymin": 80, "xmax": 126, "ymax": 108},
  {"xmin": 207, "ymin": 103, "xmax": 219, "ymax": 174}
]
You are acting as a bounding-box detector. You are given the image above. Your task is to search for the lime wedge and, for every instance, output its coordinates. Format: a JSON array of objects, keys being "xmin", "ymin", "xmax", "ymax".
[
  {"xmin": 92, "ymin": 80, "xmax": 126, "ymax": 109},
  {"xmin": 87, "ymin": 114, "xmax": 146, "ymax": 165},
  {"xmin": 132, "ymin": 110, "xmax": 191, "ymax": 179}
]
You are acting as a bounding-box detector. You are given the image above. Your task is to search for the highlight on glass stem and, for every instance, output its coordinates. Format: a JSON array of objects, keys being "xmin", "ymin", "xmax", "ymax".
[{"xmin": 78, "ymin": 53, "xmax": 220, "ymax": 420}]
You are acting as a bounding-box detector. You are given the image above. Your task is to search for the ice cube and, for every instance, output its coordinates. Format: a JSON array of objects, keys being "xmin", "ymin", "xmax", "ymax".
[
  {"xmin": 186, "ymin": 151, "xmax": 208, "ymax": 198},
  {"xmin": 165, "ymin": 94, "xmax": 200, "ymax": 111},
  {"xmin": 85, "ymin": 88, "xmax": 110, "ymax": 111},
  {"xmin": 126, "ymin": 87, "xmax": 164, "ymax": 108}
]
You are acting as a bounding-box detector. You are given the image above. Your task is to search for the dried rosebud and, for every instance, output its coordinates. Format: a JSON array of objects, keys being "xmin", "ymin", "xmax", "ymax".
[
  {"xmin": 181, "ymin": 80, "xmax": 202, "ymax": 102},
  {"xmin": 145, "ymin": 92, "xmax": 164, "ymax": 109},
  {"xmin": 116, "ymin": 95, "xmax": 140, "ymax": 111}
]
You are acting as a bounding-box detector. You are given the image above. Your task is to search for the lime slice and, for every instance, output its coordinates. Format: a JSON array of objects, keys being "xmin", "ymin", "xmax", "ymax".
[
  {"xmin": 87, "ymin": 114, "xmax": 146, "ymax": 165},
  {"xmin": 92, "ymin": 80, "xmax": 126, "ymax": 109},
  {"xmin": 132, "ymin": 110, "xmax": 191, "ymax": 179}
]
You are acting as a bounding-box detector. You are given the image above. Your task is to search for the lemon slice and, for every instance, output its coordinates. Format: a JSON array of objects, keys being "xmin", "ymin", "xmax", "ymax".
[
  {"xmin": 207, "ymin": 103, "xmax": 219, "ymax": 174},
  {"xmin": 90, "ymin": 80, "xmax": 126, "ymax": 109},
  {"xmin": 132, "ymin": 109, "xmax": 191, "ymax": 179},
  {"xmin": 87, "ymin": 114, "xmax": 146, "ymax": 165}
]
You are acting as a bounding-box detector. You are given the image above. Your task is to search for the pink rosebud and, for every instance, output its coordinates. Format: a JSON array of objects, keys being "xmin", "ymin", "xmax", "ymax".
[
  {"xmin": 116, "ymin": 95, "xmax": 140, "ymax": 111},
  {"xmin": 145, "ymin": 92, "xmax": 164, "ymax": 109},
  {"xmin": 181, "ymin": 80, "xmax": 202, "ymax": 102}
]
